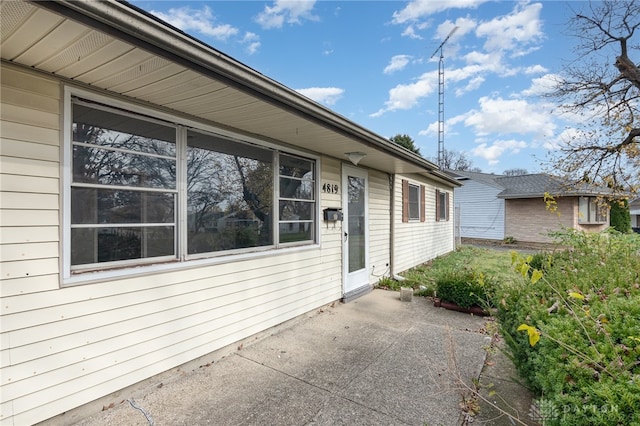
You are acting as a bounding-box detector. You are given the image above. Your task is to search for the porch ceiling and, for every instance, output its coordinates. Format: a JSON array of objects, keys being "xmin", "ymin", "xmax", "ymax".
[{"xmin": 1, "ymin": 0, "xmax": 456, "ymax": 185}]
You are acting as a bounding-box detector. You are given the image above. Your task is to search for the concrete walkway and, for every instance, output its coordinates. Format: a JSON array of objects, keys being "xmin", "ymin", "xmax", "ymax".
[{"xmin": 69, "ymin": 289, "xmax": 535, "ymax": 426}]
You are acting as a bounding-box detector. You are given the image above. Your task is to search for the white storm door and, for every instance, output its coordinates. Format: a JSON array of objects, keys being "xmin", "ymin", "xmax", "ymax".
[{"xmin": 342, "ymin": 165, "xmax": 369, "ymax": 295}]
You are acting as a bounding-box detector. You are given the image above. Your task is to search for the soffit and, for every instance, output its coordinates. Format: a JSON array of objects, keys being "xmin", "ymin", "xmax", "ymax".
[{"xmin": 1, "ymin": 0, "xmax": 453, "ymax": 182}]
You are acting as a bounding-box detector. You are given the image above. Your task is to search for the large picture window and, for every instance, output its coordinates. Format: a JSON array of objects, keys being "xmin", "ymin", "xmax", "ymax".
[
  {"xmin": 66, "ymin": 94, "xmax": 317, "ymax": 277},
  {"xmin": 187, "ymin": 130, "xmax": 274, "ymax": 254}
]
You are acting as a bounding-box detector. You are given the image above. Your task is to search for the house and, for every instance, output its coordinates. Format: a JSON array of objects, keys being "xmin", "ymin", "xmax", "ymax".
[
  {"xmin": 631, "ymin": 198, "xmax": 640, "ymax": 233},
  {"xmin": 449, "ymin": 171, "xmax": 610, "ymax": 244},
  {"xmin": 0, "ymin": 1, "xmax": 460, "ymax": 424}
]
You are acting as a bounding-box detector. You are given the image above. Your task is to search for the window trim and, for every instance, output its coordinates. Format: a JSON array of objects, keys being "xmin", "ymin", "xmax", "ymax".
[
  {"xmin": 401, "ymin": 179, "xmax": 425, "ymax": 223},
  {"xmin": 62, "ymin": 86, "xmax": 321, "ymax": 285},
  {"xmin": 436, "ymin": 189, "xmax": 449, "ymax": 222},
  {"xmin": 408, "ymin": 183, "xmax": 420, "ymax": 221}
]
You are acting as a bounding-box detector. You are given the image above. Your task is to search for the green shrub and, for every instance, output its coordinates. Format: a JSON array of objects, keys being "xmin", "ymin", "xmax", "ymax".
[
  {"xmin": 610, "ymin": 199, "xmax": 632, "ymax": 233},
  {"xmin": 496, "ymin": 230, "xmax": 640, "ymax": 425},
  {"xmin": 435, "ymin": 268, "xmax": 496, "ymax": 308}
]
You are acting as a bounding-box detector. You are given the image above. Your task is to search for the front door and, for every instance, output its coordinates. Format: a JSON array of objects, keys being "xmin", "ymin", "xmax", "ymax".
[{"xmin": 342, "ymin": 165, "xmax": 369, "ymax": 297}]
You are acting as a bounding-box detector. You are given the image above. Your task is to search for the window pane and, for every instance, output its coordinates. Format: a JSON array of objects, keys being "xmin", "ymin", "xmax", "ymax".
[
  {"xmin": 71, "ymin": 226, "xmax": 174, "ymax": 266},
  {"xmin": 72, "ymin": 188, "xmax": 174, "ymax": 224},
  {"xmin": 73, "ymin": 146, "xmax": 176, "ymax": 189},
  {"xmin": 439, "ymin": 192, "xmax": 447, "ymax": 220},
  {"xmin": 280, "ymin": 177, "xmax": 314, "ymax": 200},
  {"xmin": 408, "ymin": 185, "xmax": 419, "ymax": 219},
  {"xmin": 348, "ymin": 176, "xmax": 366, "ymax": 272},
  {"xmin": 279, "ymin": 200, "xmax": 313, "ymax": 221},
  {"xmin": 71, "ymin": 100, "xmax": 177, "ymax": 269},
  {"xmin": 280, "ymin": 154, "xmax": 313, "ymax": 177},
  {"xmin": 279, "ymin": 222, "xmax": 313, "ymax": 243},
  {"xmin": 578, "ymin": 197, "xmax": 588, "ymax": 223},
  {"xmin": 187, "ymin": 130, "xmax": 274, "ymax": 254},
  {"xmin": 73, "ymin": 102, "xmax": 176, "ymax": 156}
]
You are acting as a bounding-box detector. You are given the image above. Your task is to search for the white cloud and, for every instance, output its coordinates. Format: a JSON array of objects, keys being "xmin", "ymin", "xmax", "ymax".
[
  {"xmin": 392, "ymin": 0, "xmax": 488, "ymax": 24},
  {"xmin": 255, "ymin": 0, "xmax": 319, "ymax": 29},
  {"xmin": 150, "ymin": 6, "xmax": 239, "ymax": 40},
  {"xmin": 373, "ymin": 62, "xmax": 495, "ymax": 117},
  {"xmin": 472, "ymin": 139, "xmax": 528, "ymax": 165},
  {"xmin": 520, "ymin": 73, "xmax": 560, "ymax": 97},
  {"xmin": 475, "ymin": 3, "xmax": 544, "ymax": 54},
  {"xmin": 463, "ymin": 96, "xmax": 555, "ymax": 138},
  {"xmin": 455, "ymin": 76, "xmax": 485, "ymax": 96},
  {"xmin": 435, "ymin": 16, "xmax": 476, "ymax": 41},
  {"xmin": 401, "ymin": 25, "xmax": 423, "ymax": 40},
  {"xmin": 296, "ymin": 87, "xmax": 344, "ymax": 105},
  {"xmin": 384, "ymin": 55, "xmax": 412, "ymax": 74},
  {"xmin": 370, "ymin": 71, "xmax": 438, "ymax": 117},
  {"xmin": 242, "ymin": 32, "xmax": 261, "ymax": 55},
  {"xmin": 544, "ymin": 128, "xmax": 573, "ymax": 150},
  {"xmin": 523, "ymin": 64, "xmax": 548, "ymax": 75}
]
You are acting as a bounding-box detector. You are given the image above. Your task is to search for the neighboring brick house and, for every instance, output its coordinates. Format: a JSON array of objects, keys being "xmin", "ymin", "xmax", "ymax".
[{"xmin": 449, "ymin": 171, "xmax": 611, "ymax": 244}]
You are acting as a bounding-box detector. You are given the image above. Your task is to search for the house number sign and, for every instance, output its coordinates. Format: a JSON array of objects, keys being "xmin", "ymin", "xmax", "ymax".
[{"xmin": 322, "ymin": 183, "xmax": 339, "ymax": 194}]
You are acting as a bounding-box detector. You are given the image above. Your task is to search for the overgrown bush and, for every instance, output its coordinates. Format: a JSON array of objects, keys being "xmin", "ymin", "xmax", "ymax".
[
  {"xmin": 495, "ymin": 230, "xmax": 640, "ymax": 425},
  {"xmin": 436, "ymin": 268, "xmax": 496, "ymax": 308},
  {"xmin": 610, "ymin": 199, "xmax": 632, "ymax": 233}
]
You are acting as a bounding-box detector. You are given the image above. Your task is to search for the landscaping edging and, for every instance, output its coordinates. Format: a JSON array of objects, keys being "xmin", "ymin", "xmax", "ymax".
[{"xmin": 434, "ymin": 298, "xmax": 489, "ymax": 316}]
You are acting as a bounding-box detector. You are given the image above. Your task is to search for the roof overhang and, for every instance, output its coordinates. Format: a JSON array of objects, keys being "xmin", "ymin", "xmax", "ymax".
[{"xmin": 1, "ymin": 0, "xmax": 459, "ymax": 187}]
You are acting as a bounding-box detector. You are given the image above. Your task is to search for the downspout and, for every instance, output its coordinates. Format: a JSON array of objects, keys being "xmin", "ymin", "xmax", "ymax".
[{"xmin": 389, "ymin": 173, "xmax": 395, "ymax": 278}]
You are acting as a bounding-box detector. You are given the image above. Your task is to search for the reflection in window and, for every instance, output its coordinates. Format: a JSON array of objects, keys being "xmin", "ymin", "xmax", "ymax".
[
  {"xmin": 187, "ymin": 130, "xmax": 274, "ymax": 254},
  {"xmin": 68, "ymin": 96, "xmax": 318, "ymax": 274},
  {"xmin": 279, "ymin": 154, "xmax": 315, "ymax": 243},
  {"xmin": 71, "ymin": 98, "xmax": 177, "ymax": 268}
]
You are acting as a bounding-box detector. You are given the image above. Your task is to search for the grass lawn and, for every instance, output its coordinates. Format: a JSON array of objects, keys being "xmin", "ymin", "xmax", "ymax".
[{"xmin": 381, "ymin": 245, "xmax": 524, "ymax": 296}]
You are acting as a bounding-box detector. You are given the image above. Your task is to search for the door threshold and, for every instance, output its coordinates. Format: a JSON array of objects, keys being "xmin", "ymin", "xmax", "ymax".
[{"xmin": 342, "ymin": 284, "xmax": 372, "ymax": 303}]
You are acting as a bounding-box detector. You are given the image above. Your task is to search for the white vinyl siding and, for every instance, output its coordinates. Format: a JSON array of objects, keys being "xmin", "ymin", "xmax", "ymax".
[
  {"xmin": 393, "ymin": 174, "xmax": 454, "ymax": 274},
  {"xmin": 454, "ymin": 179, "xmax": 505, "ymax": 240},
  {"xmin": 0, "ymin": 64, "xmax": 344, "ymax": 426},
  {"xmin": 368, "ymin": 170, "xmax": 392, "ymax": 284}
]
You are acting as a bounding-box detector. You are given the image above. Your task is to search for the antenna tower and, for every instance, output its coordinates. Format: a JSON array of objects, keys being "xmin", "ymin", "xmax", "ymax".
[{"xmin": 430, "ymin": 26, "xmax": 458, "ymax": 168}]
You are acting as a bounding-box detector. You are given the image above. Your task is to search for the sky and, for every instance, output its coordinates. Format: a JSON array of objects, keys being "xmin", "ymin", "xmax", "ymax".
[{"xmin": 130, "ymin": 0, "xmax": 588, "ymax": 174}]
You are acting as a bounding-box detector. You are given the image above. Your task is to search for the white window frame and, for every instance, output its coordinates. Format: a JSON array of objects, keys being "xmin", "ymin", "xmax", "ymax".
[
  {"xmin": 407, "ymin": 183, "xmax": 420, "ymax": 221},
  {"xmin": 62, "ymin": 87, "xmax": 320, "ymax": 285},
  {"xmin": 436, "ymin": 189, "xmax": 449, "ymax": 222}
]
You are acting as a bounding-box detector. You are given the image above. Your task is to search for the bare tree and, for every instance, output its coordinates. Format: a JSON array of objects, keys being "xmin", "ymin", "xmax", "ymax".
[
  {"xmin": 546, "ymin": 0, "xmax": 640, "ymax": 194},
  {"xmin": 503, "ymin": 168, "xmax": 529, "ymax": 176},
  {"xmin": 434, "ymin": 149, "xmax": 477, "ymax": 171}
]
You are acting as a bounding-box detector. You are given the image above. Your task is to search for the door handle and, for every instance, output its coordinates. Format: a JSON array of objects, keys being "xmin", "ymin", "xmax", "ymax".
[{"xmin": 344, "ymin": 231, "xmax": 348, "ymax": 242}]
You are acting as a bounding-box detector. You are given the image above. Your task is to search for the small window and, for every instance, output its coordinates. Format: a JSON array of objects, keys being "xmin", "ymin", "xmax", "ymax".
[
  {"xmin": 436, "ymin": 189, "xmax": 449, "ymax": 222},
  {"xmin": 402, "ymin": 180, "xmax": 425, "ymax": 222},
  {"xmin": 578, "ymin": 197, "xmax": 606, "ymax": 224},
  {"xmin": 278, "ymin": 154, "xmax": 316, "ymax": 244},
  {"xmin": 408, "ymin": 184, "xmax": 420, "ymax": 220}
]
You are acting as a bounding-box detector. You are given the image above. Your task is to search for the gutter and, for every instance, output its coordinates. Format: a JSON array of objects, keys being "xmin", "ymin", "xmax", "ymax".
[{"xmin": 34, "ymin": 0, "xmax": 451, "ymax": 181}]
